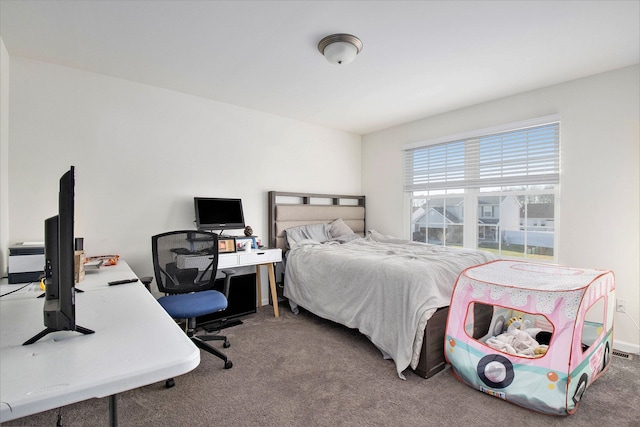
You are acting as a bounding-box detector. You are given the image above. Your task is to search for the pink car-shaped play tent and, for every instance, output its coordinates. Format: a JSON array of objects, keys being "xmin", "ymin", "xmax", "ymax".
[{"xmin": 445, "ymin": 260, "xmax": 615, "ymax": 415}]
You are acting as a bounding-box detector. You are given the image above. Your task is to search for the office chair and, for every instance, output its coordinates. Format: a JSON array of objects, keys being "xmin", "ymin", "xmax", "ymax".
[{"xmin": 151, "ymin": 230, "xmax": 234, "ymax": 385}]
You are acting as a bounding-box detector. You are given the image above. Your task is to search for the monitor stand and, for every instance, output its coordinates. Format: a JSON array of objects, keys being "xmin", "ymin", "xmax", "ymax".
[{"xmin": 23, "ymin": 324, "xmax": 95, "ymax": 346}]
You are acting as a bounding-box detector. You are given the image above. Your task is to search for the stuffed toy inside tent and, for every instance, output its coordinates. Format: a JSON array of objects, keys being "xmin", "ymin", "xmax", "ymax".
[{"xmin": 445, "ymin": 260, "xmax": 615, "ymax": 415}]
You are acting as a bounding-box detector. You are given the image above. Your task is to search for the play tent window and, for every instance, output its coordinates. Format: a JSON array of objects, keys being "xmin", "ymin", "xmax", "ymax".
[
  {"xmin": 464, "ymin": 302, "xmax": 554, "ymax": 358},
  {"xmin": 580, "ymin": 297, "xmax": 605, "ymax": 353}
]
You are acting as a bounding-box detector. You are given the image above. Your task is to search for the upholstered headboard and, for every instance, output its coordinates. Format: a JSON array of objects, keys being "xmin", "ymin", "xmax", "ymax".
[{"xmin": 268, "ymin": 191, "xmax": 366, "ymax": 252}]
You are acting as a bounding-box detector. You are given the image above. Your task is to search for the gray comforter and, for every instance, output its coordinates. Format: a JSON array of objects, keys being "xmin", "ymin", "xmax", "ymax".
[{"xmin": 284, "ymin": 231, "xmax": 497, "ymax": 378}]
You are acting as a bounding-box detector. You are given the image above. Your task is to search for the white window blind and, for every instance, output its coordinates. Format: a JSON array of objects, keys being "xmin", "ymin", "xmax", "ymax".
[{"xmin": 403, "ymin": 120, "xmax": 560, "ymax": 192}]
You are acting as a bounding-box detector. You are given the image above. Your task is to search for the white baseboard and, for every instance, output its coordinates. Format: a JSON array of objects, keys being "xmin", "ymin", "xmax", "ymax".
[{"xmin": 613, "ymin": 339, "xmax": 640, "ymax": 355}]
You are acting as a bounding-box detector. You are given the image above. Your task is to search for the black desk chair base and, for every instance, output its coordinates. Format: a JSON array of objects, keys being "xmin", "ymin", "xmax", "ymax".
[
  {"xmin": 194, "ymin": 335, "xmax": 233, "ymax": 369},
  {"xmin": 164, "ymin": 319, "xmax": 233, "ymax": 388},
  {"xmin": 164, "ymin": 334, "xmax": 232, "ymax": 388}
]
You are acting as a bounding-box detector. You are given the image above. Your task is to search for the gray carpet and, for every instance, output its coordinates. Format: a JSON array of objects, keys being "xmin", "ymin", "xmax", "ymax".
[{"xmin": 5, "ymin": 306, "xmax": 640, "ymax": 426}]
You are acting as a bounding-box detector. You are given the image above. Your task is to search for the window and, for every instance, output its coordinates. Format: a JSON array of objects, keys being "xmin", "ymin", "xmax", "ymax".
[
  {"xmin": 581, "ymin": 298, "xmax": 605, "ymax": 353},
  {"xmin": 404, "ymin": 116, "xmax": 559, "ymax": 261},
  {"xmin": 464, "ymin": 302, "xmax": 554, "ymax": 359}
]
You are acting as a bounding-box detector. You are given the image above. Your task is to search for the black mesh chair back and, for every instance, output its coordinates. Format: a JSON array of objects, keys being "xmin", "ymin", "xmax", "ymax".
[
  {"xmin": 150, "ymin": 230, "xmax": 234, "ymax": 380},
  {"xmin": 152, "ymin": 230, "xmax": 219, "ymax": 295}
]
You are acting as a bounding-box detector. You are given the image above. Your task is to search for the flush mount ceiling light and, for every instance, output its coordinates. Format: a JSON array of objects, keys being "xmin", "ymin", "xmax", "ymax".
[{"xmin": 317, "ymin": 34, "xmax": 363, "ymax": 65}]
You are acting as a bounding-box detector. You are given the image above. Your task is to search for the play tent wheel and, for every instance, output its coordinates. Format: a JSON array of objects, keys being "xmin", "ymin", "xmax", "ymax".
[
  {"xmin": 572, "ymin": 373, "xmax": 588, "ymax": 405},
  {"xmin": 477, "ymin": 354, "xmax": 515, "ymax": 389}
]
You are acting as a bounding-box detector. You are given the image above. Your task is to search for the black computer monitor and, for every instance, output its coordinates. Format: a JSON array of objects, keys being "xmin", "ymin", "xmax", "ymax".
[
  {"xmin": 24, "ymin": 166, "xmax": 94, "ymax": 345},
  {"xmin": 194, "ymin": 197, "xmax": 245, "ymax": 232}
]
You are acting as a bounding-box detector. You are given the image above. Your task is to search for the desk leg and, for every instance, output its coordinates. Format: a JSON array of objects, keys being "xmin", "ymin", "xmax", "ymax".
[
  {"xmin": 256, "ymin": 263, "xmax": 279, "ymax": 318},
  {"xmin": 255, "ymin": 265, "xmax": 263, "ymax": 308},
  {"xmin": 267, "ymin": 263, "xmax": 279, "ymax": 318},
  {"xmin": 109, "ymin": 394, "xmax": 118, "ymax": 427}
]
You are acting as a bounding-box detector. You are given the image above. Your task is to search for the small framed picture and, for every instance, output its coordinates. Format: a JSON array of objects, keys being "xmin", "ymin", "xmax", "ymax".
[{"xmin": 218, "ymin": 237, "xmax": 236, "ymax": 253}]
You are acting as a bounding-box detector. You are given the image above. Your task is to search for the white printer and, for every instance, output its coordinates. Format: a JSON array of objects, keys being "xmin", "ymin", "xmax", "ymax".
[{"xmin": 8, "ymin": 242, "xmax": 45, "ymax": 284}]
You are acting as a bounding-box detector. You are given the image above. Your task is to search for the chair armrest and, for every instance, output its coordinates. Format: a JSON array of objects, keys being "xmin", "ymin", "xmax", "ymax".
[
  {"xmin": 220, "ymin": 269, "xmax": 235, "ymax": 298},
  {"xmin": 139, "ymin": 276, "xmax": 153, "ymax": 291}
]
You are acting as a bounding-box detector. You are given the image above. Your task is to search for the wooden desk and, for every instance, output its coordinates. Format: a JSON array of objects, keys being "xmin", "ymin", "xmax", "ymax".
[
  {"xmin": 218, "ymin": 248, "xmax": 282, "ymax": 318},
  {"xmin": 0, "ymin": 261, "xmax": 200, "ymax": 425}
]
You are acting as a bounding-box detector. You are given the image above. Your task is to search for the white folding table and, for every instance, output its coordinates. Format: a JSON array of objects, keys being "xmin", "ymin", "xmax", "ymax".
[{"xmin": 0, "ymin": 261, "xmax": 200, "ymax": 425}]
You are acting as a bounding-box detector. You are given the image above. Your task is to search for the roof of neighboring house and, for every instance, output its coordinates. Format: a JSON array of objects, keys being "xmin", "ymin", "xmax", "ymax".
[
  {"xmin": 478, "ymin": 218, "xmax": 500, "ymax": 225},
  {"xmin": 412, "ymin": 206, "xmax": 462, "ymax": 223},
  {"xmin": 431, "ymin": 207, "xmax": 461, "ymax": 223}
]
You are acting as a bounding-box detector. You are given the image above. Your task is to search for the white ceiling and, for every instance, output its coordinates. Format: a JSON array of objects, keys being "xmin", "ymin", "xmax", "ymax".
[{"xmin": 1, "ymin": 0, "xmax": 639, "ymax": 135}]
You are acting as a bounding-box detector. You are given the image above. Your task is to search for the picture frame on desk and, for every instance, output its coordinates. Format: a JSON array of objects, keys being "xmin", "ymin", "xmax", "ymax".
[{"xmin": 218, "ymin": 237, "xmax": 236, "ymax": 253}]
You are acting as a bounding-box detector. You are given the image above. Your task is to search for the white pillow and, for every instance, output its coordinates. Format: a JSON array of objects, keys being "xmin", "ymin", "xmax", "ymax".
[
  {"xmin": 284, "ymin": 223, "xmax": 331, "ymax": 248},
  {"xmin": 328, "ymin": 218, "xmax": 355, "ymax": 239}
]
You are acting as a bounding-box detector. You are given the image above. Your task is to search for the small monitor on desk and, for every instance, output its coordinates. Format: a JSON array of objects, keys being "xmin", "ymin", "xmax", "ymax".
[{"xmin": 194, "ymin": 197, "xmax": 245, "ymax": 233}]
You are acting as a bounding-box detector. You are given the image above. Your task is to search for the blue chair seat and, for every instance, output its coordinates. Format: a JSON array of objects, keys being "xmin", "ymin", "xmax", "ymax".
[{"xmin": 158, "ymin": 290, "xmax": 228, "ymax": 319}]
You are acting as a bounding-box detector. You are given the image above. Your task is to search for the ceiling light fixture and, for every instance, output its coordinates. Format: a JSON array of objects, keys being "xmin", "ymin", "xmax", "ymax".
[{"xmin": 317, "ymin": 34, "xmax": 363, "ymax": 65}]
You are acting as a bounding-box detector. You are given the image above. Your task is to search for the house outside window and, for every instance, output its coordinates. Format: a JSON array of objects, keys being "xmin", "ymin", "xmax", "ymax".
[{"xmin": 404, "ymin": 116, "xmax": 560, "ymax": 262}]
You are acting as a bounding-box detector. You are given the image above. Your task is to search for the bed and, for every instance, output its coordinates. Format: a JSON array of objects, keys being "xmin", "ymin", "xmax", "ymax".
[{"xmin": 268, "ymin": 191, "xmax": 497, "ymax": 379}]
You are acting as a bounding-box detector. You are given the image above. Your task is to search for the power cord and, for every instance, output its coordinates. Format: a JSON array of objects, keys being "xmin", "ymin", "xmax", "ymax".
[
  {"xmin": 0, "ymin": 282, "xmax": 34, "ymax": 297},
  {"xmin": 621, "ymin": 310, "xmax": 640, "ymax": 330}
]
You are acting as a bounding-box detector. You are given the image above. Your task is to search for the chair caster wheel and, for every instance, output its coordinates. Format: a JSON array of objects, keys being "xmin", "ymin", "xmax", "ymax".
[
  {"xmin": 224, "ymin": 360, "xmax": 233, "ymax": 369},
  {"xmin": 165, "ymin": 378, "xmax": 175, "ymax": 388},
  {"xmin": 223, "ymin": 340, "xmax": 230, "ymax": 348}
]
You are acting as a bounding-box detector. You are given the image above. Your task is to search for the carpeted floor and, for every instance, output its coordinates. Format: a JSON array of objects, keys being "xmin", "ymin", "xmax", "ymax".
[{"xmin": 5, "ymin": 305, "xmax": 640, "ymax": 426}]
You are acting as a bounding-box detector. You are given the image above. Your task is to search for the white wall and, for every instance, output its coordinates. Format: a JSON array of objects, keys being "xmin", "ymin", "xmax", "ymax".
[
  {"xmin": 4, "ymin": 57, "xmax": 362, "ymax": 302},
  {"xmin": 362, "ymin": 65, "xmax": 640, "ymax": 353},
  {"xmin": 0, "ymin": 38, "xmax": 9, "ymax": 276},
  {"xmin": 5, "ymin": 52, "xmax": 638, "ymax": 352}
]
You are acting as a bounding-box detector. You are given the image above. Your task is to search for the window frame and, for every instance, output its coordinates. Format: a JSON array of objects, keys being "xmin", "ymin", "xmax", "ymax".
[{"xmin": 403, "ymin": 115, "xmax": 560, "ymax": 262}]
